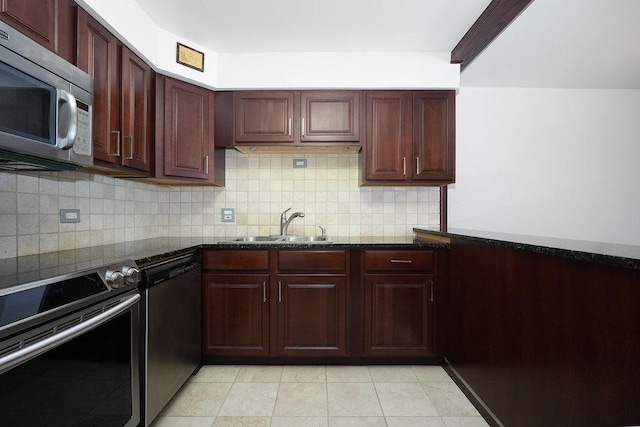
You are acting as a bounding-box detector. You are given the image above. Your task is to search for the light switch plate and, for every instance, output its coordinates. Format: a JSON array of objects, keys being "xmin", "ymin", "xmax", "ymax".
[{"xmin": 221, "ymin": 208, "xmax": 235, "ymax": 222}]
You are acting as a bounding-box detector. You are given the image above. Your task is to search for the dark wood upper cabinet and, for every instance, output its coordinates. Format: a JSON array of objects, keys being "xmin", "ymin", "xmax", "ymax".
[
  {"xmin": 153, "ymin": 76, "xmax": 223, "ymax": 184},
  {"xmin": 0, "ymin": 0, "xmax": 76, "ymax": 64},
  {"xmin": 413, "ymin": 92, "xmax": 455, "ymax": 181},
  {"xmin": 121, "ymin": 47, "xmax": 152, "ymax": 172},
  {"xmin": 362, "ymin": 90, "xmax": 455, "ymax": 185},
  {"xmin": 77, "ymin": 10, "xmax": 151, "ymax": 175},
  {"xmin": 363, "ymin": 92, "xmax": 412, "ymax": 181},
  {"xmin": 234, "ymin": 91, "xmax": 296, "ymax": 143},
  {"xmin": 300, "ymin": 91, "xmax": 360, "ymax": 142},
  {"xmin": 77, "ymin": 10, "xmax": 120, "ymax": 165},
  {"xmin": 233, "ymin": 91, "xmax": 361, "ymax": 148}
]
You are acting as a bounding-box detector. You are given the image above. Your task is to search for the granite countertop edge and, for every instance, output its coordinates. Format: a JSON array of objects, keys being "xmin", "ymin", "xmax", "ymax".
[
  {"xmin": 0, "ymin": 236, "xmax": 446, "ymax": 288},
  {"xmin": 414, "ymin": 228, "xmax": 640, "ymax": 271}
]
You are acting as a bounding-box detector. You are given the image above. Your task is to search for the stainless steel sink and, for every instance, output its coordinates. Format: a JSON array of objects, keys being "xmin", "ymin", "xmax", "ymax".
[{"xmin": 223, "ymin": 235, "xmax": 332, "ymax": 244}]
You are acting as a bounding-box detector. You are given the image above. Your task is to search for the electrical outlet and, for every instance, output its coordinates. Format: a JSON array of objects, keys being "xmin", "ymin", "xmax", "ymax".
[
  {"xmin": 59, "ymin": 209, "xmax": 81, "ymax": 223},
  {"xmin": 221, "ymin": 208, "xmax": 235, "ymax": 223},
  {"xmin": 293, "ymin": 158, "xmax": 307, "ymax": 168}
]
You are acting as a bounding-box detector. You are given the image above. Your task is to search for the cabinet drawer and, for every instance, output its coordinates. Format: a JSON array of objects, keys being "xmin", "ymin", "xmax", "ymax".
[
  {"xmin": 203, "ymin": 250, "xmax": 269, "ymax": 271},
  {"xmin": 364, "ymin": 250, "xmax": 434, "ymax": 272},
  {"xmin": 278, "ymin": 250, "xmax": 346, "ymax": 271}
]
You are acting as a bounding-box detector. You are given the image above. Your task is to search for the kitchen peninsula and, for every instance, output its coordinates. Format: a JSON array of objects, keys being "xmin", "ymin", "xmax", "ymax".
[{"xmin": 415, "ymin": 227, "xmax": 640, "ymax": 427}]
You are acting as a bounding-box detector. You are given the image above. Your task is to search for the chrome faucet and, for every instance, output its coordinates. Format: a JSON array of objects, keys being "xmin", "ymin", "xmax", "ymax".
[{"xmin": 280, "ymin": 207, "xmax": 305, "ymax": 235}]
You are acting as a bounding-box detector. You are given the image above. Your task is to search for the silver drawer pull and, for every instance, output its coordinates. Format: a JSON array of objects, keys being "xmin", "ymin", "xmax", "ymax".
[{"xmin": 390, "ymin": 259, "xmax": 412, "ymax": 264}]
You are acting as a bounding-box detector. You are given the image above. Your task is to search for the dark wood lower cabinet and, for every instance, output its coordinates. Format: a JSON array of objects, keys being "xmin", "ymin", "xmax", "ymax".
[
  {"xmin": 202, "ymin": 273, "xmax": 269, "ymax": 356},
  {"xmin": 202, "ymin": 248, "xmax": 445, "ymax": 364},
  {"xmin": 276, "ymin": 275, "xmax": 346, "ymax": 356},
  {"xmin": 202, "ymin": 249, "xmax": 348, "ymax": 359},
  {"xmin": 364, "ymin": 274, "xmax": 434, "ymax": 356}
]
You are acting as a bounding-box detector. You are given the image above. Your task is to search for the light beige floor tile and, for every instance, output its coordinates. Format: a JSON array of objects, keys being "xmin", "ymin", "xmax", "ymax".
[
  {"xmin": 369, "ymin": 365, "xmax": 418, "ymax": 382},
  {"xmin": 193, "ymin": 365, "xmax": 241, "ymax": 383},
  {"xmin": 326, "ymin": 366, "xmax": 372, "ymax": 383},
  {"xmin": 273, "ymin": 383, "xmax": 328, "ymax": 416},
  {"xmin": 151, "ymin": 416, "xmax": 215, "ymax": 427},
  {"xmin": 163, "ymin": 382, "xmax": 232, "ymax": 416},
  {"xmin": 442, "ymin": 417, "xmax": 490, "ymax": 427},
  {"xmin": 327, "ymin": 383, "xmax": 383, "ymax": 416},
  {"xmin": 386, "ymin": 416, "xmax": 448, "ymax": 426},
  {"xmin": 411, "ymin": 366, "xmax": 453, "ymax": 383},
  {"xmin": 212, "ymin": 416, "xmax": 270, "ymax": 426},
  {"xmin": 375, "ymin": 382, "xmax": 438, "ymax": 416},
  {"xmin": 271, "ymin": 416, "xmax": 329, "ymax": 426},
  {"xmin": 281, "ymin": 365, "xmax": 326, "ymax": 383},
  {"xmin": 423, "ymin": 382, "xmax": 480, "ymax": 417},
  {"xmin": 217, "ymin": 383, "xmax": 279, "ymax": 416},
  {"xmin": 329, "ymin": 416, "xmax": 387, "ymax": 426},
  {"xmin": 236, "ymin": 365, "xmax": 283, "ymax": 382}
]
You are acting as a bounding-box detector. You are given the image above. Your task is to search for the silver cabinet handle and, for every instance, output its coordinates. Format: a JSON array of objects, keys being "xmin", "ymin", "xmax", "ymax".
[
  {"xmin": 403, "ymin": 157, "xmax": 407, "ymax": 175},
  {"xmin": 302, "ymin": 117, "xmax": 305, "ymax": 137},
  {"xmin": 288, "ymin": 118, "xmax": 292, "ymax": 136},
  {"xmin": 111, "ymin": 130, "xmax": 121, "ymax": 157},
  {"xmin": 429, "ymin": 280, "xmax": 434, "ymax": 303},
  {"xmin": 125, "ymin": 135, "xmax": 134, "ymax": 160},
  {"xmin": 416, "ymin": 157, "xmax": 420, "ymax": 173},
  {"xmin": 390, "ymin": 259, "xmax": 412, "ymax": 264},
  {"xmin": 262, "ymin": 281, "xmax": 267, "ymax": 303},
  {"xmin": 278, "ymin": 280, "xmax": 282, "ymax": 302},
  {"xmin": 204, "ymin": 155, "xmax": 209, "ymax": 174}
]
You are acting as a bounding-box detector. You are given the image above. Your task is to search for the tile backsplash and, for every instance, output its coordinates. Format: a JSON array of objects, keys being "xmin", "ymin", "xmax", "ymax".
[{"xmin": 0, "ymin": 150, "xmax": 440, "ymax": 259}]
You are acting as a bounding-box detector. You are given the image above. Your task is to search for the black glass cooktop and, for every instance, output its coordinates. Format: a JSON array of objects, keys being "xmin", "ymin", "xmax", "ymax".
[{"xmin": 0, "ymin": 272, "xmax": 108, "ymax": 330}]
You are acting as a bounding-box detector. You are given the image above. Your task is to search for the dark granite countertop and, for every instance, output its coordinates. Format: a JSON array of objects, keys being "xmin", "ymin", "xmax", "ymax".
[
  {"xmin": 414, "ymin": 227, "xmax": 640, "ymax": 271},
  {"xmin": 0, "ymin": 236, "xmax": 445, "ymax": 289},
  {"xmin": 210, "ymin": 235, "xmax": 446, "ymax": 250}
]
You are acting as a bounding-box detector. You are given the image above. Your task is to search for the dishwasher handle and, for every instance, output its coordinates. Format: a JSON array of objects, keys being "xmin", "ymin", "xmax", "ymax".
[{"xmin": 142, "ymin": 253, "xmax": 201, "ymax": 288}]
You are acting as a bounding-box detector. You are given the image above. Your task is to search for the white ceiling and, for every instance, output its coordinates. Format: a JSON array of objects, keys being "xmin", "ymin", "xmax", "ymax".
[
  {"xmin": 132, "ymin": 0, "xmax": 640, "ymax": 89},
  {"xmin": 132, "ymin": 0, "xmax": 491, "ymax": 53},
  {"xmin": 461, "ymin": 0, "xmax": 640, "ymax": 89}
]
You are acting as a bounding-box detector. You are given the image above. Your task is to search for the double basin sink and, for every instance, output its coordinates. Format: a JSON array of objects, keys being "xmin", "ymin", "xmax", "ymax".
[{"xmin": 224, "ymin": 235, "xmax": 332, "ymax": 245}]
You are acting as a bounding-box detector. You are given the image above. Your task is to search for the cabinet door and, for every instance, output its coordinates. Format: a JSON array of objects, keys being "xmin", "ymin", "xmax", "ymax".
[
  {"xmin": 202, "ymin": 274, "xmax": 270, "ymax": 356},
  {"xmin": 363, "ymin": 91, "xmax": 412, "ymax": 181},
  {"xmin": 364, "ymin": 274, "xmax": 434, "ymax": 356},
  {"xmin": 0, "ymin": 0, "xmax": 76, "ymax": 63},
  {"xmin": 234, "ymin": 91, "xmax": 295, "ymax": 143},
  {"xmin": 77, "ymin": 10, "xmax": 120, "ymax": 164},
  {"xmin": 163, "ymin": 77, "xmax": 214, "ymax": 180},
  {"xmin": 121, "ymin": 47, "xmax": 151, "ymax": 172},
  {"xmin": 276, "ymin": 275, "xmax": 346, "ymax": 356},
  {"xmin": 413, "ymin": 91, "xmax": 455, "ymax": 182},
  {"xmin": 300, "ymin": 91, "xmax": 360, "ymax": 142}
]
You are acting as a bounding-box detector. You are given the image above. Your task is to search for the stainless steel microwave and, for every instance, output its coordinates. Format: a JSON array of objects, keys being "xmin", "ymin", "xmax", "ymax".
[{"xmin": 0, "ymin": 20, "xmax": 93, "ymax": 171}]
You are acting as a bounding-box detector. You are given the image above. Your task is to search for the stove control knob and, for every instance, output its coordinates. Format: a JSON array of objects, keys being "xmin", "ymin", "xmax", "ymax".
[
  {"xmin": 106, "ymin": 270, "xmax": 125, "ymax": 288},
  {"xmin": 123, "ymin": 266, "xmax": 141, "ymax": 285}
]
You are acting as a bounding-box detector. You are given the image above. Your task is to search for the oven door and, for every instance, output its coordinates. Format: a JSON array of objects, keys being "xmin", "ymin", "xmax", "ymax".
[{"xmin": 0, "ymin": 293, "xmax": 141, "ymax": 427}]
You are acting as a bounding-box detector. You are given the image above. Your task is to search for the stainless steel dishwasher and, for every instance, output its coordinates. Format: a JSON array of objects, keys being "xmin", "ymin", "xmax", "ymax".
[{"xmin": 139, "ymin": 251, "xmax": 202, "ymax": 426}]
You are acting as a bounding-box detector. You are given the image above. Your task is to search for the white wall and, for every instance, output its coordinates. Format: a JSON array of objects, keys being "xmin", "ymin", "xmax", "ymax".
[
  {"xmin": 76, "ymin": 0, "xmax": 459, "ymax": 90},
  {"xmin": 450, "ymin": 87, "xmax": 640, "ymax": 245}
]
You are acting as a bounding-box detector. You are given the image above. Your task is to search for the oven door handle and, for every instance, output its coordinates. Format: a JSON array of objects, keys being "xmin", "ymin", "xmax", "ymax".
[{"xmin": 0, "ymin": 293, "xmax": 140, "ymax": 375}]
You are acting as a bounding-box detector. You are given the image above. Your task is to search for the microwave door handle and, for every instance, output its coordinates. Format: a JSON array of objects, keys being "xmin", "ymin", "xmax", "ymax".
[{"xmin": 56, "ymin": 90, "xmax": 78, "ymax": 150}]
